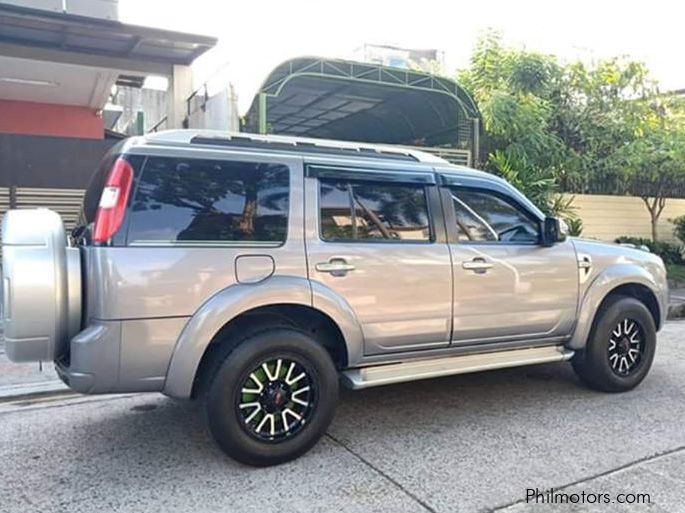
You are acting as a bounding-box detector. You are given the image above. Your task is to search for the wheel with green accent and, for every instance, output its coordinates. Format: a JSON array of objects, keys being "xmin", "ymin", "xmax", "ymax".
[{"xmin": 206, "ymin": 328, "xmax": 339, "ymax": 466}]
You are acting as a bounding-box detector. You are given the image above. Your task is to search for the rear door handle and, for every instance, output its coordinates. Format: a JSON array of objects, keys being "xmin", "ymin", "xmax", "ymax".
[
  {"xmin": 316, "ymin": 259, "xmax": 355, "ymax": 275},
  {"xmin": 462, "ymin": 259, "xmax": 493, "ymax": 273}
]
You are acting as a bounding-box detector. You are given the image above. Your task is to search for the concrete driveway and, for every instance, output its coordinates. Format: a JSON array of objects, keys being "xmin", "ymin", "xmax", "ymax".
[{"xmin": 1, "ymin": 323, "xmax": 684, "ymax": 513}]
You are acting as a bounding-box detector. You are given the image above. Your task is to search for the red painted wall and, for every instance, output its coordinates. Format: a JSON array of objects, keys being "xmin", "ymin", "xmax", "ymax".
[{"xmin": 0, "ymin": 100, "xmax": 103, "ymax": 139}]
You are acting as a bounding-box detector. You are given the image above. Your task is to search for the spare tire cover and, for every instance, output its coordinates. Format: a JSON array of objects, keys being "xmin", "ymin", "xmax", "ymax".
[{"xmin": 1, "ymin": 209, "xmax": 81, "ymax": 362}]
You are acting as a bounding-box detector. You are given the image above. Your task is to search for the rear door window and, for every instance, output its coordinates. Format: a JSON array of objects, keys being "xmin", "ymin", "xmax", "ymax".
[
  {"xmin": 127, "ymin": 157, "xmax": 289, "ymax": 246},
  {"xmin": 319, "ymin": 178, "xmax": 432, "ymax": 242}
]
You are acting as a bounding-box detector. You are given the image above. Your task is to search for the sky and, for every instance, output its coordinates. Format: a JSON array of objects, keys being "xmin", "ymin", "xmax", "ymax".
[{"xmin": 119, "ymin": 0, "xmax": 685, "ymax": 114}]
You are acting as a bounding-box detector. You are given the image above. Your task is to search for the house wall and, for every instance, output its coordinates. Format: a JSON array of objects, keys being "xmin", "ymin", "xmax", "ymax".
[
  {"xmin": 568, "ymin": 193, "xmax": 685, "ymax": 243},
  {"xmin": 0, "ymin": 99, "xmax": 104, "ymax": 139}
]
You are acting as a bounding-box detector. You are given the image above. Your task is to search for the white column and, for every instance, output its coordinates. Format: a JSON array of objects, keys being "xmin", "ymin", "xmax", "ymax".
[{"xmin": 167, "ymin": 64, "xmax": 193, "ymax": 129}]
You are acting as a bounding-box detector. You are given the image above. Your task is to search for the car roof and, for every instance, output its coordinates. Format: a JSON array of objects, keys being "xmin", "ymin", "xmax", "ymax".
[
  {"xmin": 140, "ymin": 130, "xmax": 446, "ymax": 164},
  {"xmin": 128, "ymin": 129, "xmax": 501, "ymax": 183},
  {"xmin": 123, "ymin": 130, "xmax": 544, "ymax": 219}
]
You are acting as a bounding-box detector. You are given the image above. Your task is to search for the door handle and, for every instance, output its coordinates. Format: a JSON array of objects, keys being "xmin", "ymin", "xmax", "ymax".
[
  {"xmin": 316, "ymin": 259, "xmax": 356, "ymax": 275},
  {"xmin": 462, "ymin": 258, "xmax": 493, "ymax": 273}
]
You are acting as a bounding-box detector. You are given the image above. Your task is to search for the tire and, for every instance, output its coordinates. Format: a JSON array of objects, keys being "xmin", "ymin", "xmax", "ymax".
[
  {"xmin": 572, "ymin": 295, "xmax": 656, "ymax": 393},
  {"xmin": 205, "ymin": 328, "xmax": 339, "ymax": 466}
]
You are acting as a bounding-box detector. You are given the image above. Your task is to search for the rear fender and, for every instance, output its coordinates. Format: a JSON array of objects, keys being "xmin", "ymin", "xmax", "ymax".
[{"xmin": 162, "ymin": 276, "xmax": 363, "ymax": 398}]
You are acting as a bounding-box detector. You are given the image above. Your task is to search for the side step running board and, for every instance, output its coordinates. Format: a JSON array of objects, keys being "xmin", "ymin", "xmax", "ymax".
[{"xmin": 341, "ymin": 346, "xmax": 575, "ymax": 390}]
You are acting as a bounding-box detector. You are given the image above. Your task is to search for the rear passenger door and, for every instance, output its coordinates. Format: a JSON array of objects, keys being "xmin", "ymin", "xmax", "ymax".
[{"xmin": 304, "ymin": 164, "xmax": 453, "ymax": 356}]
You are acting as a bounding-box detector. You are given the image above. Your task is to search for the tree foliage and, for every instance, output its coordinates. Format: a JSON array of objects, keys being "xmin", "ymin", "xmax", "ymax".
[
  {"xmin": 459, "ymin": 31, "xmax": 568, "ymax": 213},
  {"xmin": 610, "ymin": 105, "xmax": 685, "ymax": 240},
  {"xmin": 458, "ymin": 31, "xmax": 685, "ymax": 239}
]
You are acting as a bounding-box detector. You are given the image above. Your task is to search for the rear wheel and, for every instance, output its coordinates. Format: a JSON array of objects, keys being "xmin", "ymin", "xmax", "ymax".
[
  {"xmin": 205, "ymin": 328, "xmax": 338, "ymax": 466},
  {"xmin": 572, "ymin": 296, "xmax": 656, "ymax": 392}
]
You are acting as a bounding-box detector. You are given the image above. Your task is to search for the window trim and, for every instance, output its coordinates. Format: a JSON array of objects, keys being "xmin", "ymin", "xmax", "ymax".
[
  {"xmin": 438, "ymin": 171, "xmax": 546, "ymax": 221},
  {"xmin": 442, "ymin": 185, "xmax": 543, "ymax": 246},
  {"xmin": 316, "ymin": 174, "xmax": 437, "ymax": 245},
  {"xmin": 123, "ymin": 156, "xmax": 291, "ymax": 248},
  {"xmin": 307, "ymin": 164, "xmax": 435, "ymax": 185}
]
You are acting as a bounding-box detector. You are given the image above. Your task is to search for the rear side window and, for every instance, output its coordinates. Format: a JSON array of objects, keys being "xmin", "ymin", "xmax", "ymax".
[
  {"xmin": 319, "ymin": 178, "xmax": 431, "ymax": 242},
  {"xmin": 127, "ymin": 157, "xmax": 289, "ymax": 245}
]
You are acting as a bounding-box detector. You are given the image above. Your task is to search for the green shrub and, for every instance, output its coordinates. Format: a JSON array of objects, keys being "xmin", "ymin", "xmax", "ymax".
[
  {"xmin": 671, "ymin": 215, "xmax": 685, "ymax": 244},
  {"xmin": 564, "ymin": 217, "xmax": 583, "ymax": 237},
  {"xmin": 614, "ymin": 236, "xmax": 683, "ymax": 264}
]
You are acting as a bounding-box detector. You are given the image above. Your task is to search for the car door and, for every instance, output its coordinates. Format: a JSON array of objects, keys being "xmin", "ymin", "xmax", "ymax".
[
  {"xmin": 440, "ymin": 174, "xmax": 579, "ymax": 346},
  {"xmin": 305, "ymin": 164, "xmax": 453, "ymax": 355}
]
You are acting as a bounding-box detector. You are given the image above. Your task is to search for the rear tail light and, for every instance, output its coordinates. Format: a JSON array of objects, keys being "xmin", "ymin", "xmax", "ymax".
[{"xmin": 92, "ymin": 158, "xmax": 133, "ymax": 243}]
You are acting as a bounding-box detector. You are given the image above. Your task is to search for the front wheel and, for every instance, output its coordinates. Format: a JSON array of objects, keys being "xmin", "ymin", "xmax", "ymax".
[
  {"xmin": 572, "ymin": 295, "xmax": 656, "ymax": 393},
  {"xmin": 205, "ymin": 328, "xmax": 339, "ymax": 466}
]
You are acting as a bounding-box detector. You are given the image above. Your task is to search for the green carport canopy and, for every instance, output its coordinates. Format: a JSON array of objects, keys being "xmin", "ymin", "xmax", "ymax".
[{"xmin": 245, "ymin": 57, "xmax": 480, "ymax": 159}]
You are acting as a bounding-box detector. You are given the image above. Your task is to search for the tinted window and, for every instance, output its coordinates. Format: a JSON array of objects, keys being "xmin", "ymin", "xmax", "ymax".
[
  {"xmin": 320, "ymin": 178, "xmax": 431, "ymax": 242},
  {"xmin": 127, "ymin": 157, "xmax": 289, "ymax": 245},
  {"xmin": 450, "ymin": 188, "xmax": 540, "ymax": 243}
]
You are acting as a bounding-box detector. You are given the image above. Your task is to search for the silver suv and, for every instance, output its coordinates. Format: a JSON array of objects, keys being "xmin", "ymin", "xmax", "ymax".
[{"xmin": 2, "ymin": 131, "xmax": 668, "ymax": 466}]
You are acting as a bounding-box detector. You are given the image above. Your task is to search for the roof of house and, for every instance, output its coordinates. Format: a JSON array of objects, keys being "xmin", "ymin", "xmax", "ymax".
[{"xmin": 0, "ymin": 3, "xmax": 217, "ymax": 65}]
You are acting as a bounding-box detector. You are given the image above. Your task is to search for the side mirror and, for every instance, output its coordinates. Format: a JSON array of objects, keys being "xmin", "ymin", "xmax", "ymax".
[{"xmin": 542, "ymin": 217, "xmax": 568, "ymax": 246}]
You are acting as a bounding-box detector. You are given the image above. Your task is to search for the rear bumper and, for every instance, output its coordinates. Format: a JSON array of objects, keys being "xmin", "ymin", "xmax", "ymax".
[
  {"xmin": 55, "ymin": 321, "xmax": 121, "ymax": 394},
  {"xmin": 55, "ymin": 363, "xmax": 95, "ymax": 393}
]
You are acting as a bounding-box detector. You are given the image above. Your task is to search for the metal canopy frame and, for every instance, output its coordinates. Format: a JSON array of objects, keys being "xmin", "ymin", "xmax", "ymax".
[
  {"xmin": 0, "ymin": 3, "xmax": 217, "ymax": 65},
  {"xmin": 245, "ymin": 57, "xmax": 481, "ymax": 164}
]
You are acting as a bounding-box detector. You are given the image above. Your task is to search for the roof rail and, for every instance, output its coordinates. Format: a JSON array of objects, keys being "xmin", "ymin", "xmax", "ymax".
[
  {"xmin": 189, "ymin": 135, "xmax": 419, "ymax": 162},
  {"xmin": 143, "ymin": 130, "xmax": 448, "ymax": 164}
]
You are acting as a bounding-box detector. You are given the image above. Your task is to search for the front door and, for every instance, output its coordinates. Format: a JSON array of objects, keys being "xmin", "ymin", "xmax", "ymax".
[
  {"xmin": 304, "ymin": 165, "xmax": 453, "ymax": 355},
  {"xmin": 442, "ymin": 181, "xmax": 579, "ymax": 345}
]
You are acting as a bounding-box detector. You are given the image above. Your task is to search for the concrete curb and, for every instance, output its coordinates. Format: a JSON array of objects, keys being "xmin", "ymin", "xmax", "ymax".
[
  {"xmin": 0, "ymin": 380, "xmax": 71, "ymax": 402},
  {"xmin": 668, "ymin": 303, "xmax": 685, "ymax": 320},
  {"xmin": 668, "ymin": 279, "xmax": 685, "ymax": 290}
]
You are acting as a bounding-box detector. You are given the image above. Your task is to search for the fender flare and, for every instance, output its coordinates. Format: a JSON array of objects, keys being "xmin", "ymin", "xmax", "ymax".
[
  {"xmin": 568, "ymin": 264, "xmax": 664, "ymax": 350},
  {"xmin": 162, "ymin": 275, "xmax": 364, "ymax": 398}
]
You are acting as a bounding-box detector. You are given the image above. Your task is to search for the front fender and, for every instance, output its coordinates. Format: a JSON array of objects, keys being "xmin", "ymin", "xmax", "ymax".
[
  {"xmin": 162, "ymin": 275, "xmax": 364, "ymax": 398},
  {"xmin": 568, "ymin": 263, "xmax": 665, "ymax": 350}
]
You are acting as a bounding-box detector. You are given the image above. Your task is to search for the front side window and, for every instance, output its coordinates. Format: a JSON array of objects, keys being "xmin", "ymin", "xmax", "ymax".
[
  {"xmin": 450, "ymin": 188, "xmax": 540, "ymax": 244},
  {"xmin": 127, "ymin": 157, "xmax": 289, "ymax": 245},
  {"xmin": 319, "ymin": 178, "xmax": 431, "ymax": 242}
]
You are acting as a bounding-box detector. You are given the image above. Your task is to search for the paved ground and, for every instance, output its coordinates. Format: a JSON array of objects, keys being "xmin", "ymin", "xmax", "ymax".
[
  {"xmin": 0, "ymin": 352, "xmax": 60, "ymax": 388},
  {"xmin": 0, "ymin": 331, "xmax": 65, "ymax": 397},
  {"xmin": 1, "ymin": 323, "xmax": 684, "ymax": 512},
  {"xmin": 670, "ymin": 288, "xmax": 685, "ymax": 303}
]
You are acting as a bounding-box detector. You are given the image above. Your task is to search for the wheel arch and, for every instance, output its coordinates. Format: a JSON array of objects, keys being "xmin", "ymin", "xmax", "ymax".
[
  {"xmin": 162, "ymin": 276, "xmax": 363, "ymax": 398},
  {"xmin": 569, "ymin": 264, "xmax": 664, "ymax": 350},
  {"xmin": 597, "ymin": 283, "xmax": 660, "ymax": 328}
]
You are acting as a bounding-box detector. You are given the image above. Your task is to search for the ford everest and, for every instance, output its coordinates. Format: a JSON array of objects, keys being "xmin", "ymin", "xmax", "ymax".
[{"xmin": 1, "ymin": 131, "xmax": 668, "ymax": 466}]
